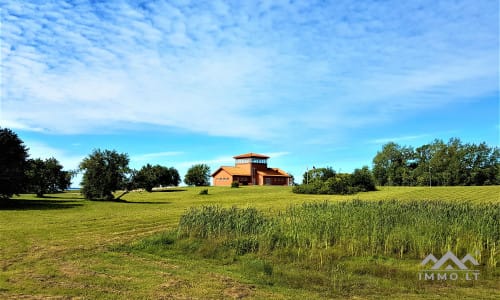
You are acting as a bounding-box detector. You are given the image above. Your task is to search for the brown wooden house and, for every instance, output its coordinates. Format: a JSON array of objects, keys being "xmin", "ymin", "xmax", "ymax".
[{"xmin": 212, "ymin": 153, "xmax": 291, "ymax": 186}]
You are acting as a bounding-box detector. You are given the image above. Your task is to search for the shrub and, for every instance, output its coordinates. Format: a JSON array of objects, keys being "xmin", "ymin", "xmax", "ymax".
[
  {"xmin": 293, "ymin": 166, "xmax": 376, "ymax": 195},
  {"xmin": 199, "ymin": 189, "xmax": 209, "ymax": 195},
  {"xmin": 231, "ymin": 181, "xmax": 240, "ymax": 188}
]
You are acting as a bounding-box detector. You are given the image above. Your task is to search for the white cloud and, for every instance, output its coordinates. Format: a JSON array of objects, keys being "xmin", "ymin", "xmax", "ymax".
[
  {"xmin": 264, "ymin": 152, "xmax": 290, "ymax": 158},
  {"xmin": 178, "ymin": 155, "xmax": 234, "ymax": 168},
  {"xmin": 369, "ymin": 134, "xmax": 432, "ymax": 145},
  {"xmin": 0, "ymin": 119, "xmax": 45, "ymax": 132},
  {"xmin": 1, "ymin": 0, "xmax": 497, "ymax": 143},
  {"xmin": 25, "ymin": 141, "xmax": 84, "ymax": 171}
]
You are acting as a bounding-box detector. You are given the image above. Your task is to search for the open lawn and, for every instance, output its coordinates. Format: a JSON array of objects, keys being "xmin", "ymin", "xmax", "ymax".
[{"xmin": 1, "ymin": 186, "xmax": 499, "ymax": 299}]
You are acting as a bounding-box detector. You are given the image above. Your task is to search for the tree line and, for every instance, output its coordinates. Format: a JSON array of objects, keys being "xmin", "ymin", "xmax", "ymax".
[
  {"xmin": 373, "ymin": 138, "xmax": 499, "ymax": 186},
  {"xmin": 293, "ymin": 138, "xmax": 498, "ymax": 195},
  {"xmin": 1, "ymin": 127, "xmax": 498, "ymax": 199},
  {"xmin": 0, "ymin": 128, "xmax": 211, "ymax": 200}
]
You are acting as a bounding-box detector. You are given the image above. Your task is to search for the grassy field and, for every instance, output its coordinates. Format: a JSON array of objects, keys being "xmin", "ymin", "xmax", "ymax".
[{"xmin": 0, "ymin": 186, "xmax": 499, "ymax": 299}]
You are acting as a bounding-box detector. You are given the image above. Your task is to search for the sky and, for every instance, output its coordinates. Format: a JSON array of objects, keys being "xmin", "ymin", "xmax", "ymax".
[{"xmin": 1, "ymin": 0, "xmax": 499, "ymax": 187}]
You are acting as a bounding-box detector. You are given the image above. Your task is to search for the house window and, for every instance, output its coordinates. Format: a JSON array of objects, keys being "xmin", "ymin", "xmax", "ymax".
[
  {"xmin": 251, "ymin": 158, "xmax": 267, "ymax": 164},
  {"xmin": 236, "ymin": 158, "xmax": 251, "ymax": 164}
]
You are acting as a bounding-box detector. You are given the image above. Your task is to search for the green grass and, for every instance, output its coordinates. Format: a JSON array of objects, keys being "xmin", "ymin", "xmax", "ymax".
[{"xmin": 0, "ymin": 186, "xmax": 499, "ymax": 299}]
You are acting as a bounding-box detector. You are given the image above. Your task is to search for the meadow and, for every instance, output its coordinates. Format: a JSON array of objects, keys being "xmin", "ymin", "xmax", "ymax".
[{"xmin": 0, "ymin": 186, "xmax": 499, "ymax": 299}]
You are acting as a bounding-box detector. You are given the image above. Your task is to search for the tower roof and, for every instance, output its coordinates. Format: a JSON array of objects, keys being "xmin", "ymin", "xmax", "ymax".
[{"xmin": 233, "ymin": 152, "xmax": 270, "ymax": 159}]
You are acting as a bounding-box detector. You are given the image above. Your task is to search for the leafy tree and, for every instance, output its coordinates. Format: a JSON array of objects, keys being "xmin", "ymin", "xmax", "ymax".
[
  {"xmin": 372, "ymin": 142, "xmax": 413, "ymax": 186},
  {"xmin": 294, "ymin": 166, "xmax": 376, "ymax": 195},
  {"xmin": 413, "ymin": 143, "xmax": 433, "ymax": 186},
  {"xmin": 302, "ymin": 167, "xmax": 336, "ymax": 184},
  {"xmin": 25, "ymin": 158, "xmax": 72, "ymax": 197},
  {"xmin": 159, "ymin": 166, "xmax": 181, "ymax": 187},
  {"xmin": 133, "ymin": 164, "xmax": 180, "ymax": 192},
  {"xmin": 184, "ymin": 164, "xmax": 210, "ymax": 186},
  {"xmin": 373, "ymin": 138, "xmax": 499, "ymax": 186},
  {"xmin": 462, "ymin": 142, "xmax": 499, "ymax": 185},
  {"xmin": 352, "ymin": 166, "xmax": 376, "ymax": 192},
  {"xmin": 0, "ymin": 128, "xmax": 29, "ymax": 199},
  {"xmin": 133, "ymin": 164, "xmax": 157, "ymax": 192},
  {"xmin": 79, "ymin": 149, "xmax": 130, "ymax": 200}
]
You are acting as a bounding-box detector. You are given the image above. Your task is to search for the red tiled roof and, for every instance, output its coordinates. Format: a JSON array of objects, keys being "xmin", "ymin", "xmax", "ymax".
[
  {"xmin": 233, "ymin": 152, "xmax": 270, "ymax": 159},
  {"xmin": 257, "ymin": 168, "xmax": 290, "ymax": 177},
  {"xmin": 211, "ymin": 166, "xmax": 250, "ymax": 177}
]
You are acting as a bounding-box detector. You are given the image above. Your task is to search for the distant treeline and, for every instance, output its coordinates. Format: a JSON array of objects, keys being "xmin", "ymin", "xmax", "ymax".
[
  {"xmin": 373, "ymin": 138, "xmax": 499, "ymax": 186},
  {"xmin": 293, "ymin": 138, "xmax": 499, "ymax": 195}
]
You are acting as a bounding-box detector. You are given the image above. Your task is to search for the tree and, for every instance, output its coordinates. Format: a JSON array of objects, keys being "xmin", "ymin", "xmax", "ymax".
[
  {"xmin": 372, "ymin": 142, "xmax": 413, "ymax": 186},
  {"xmin": 79, "ymin": 149, "xmax": 130, "ymax": 200},
  {"xmin": 413, "ymin": 143, "xmax": 433, "ymax": 186},
  {"xmin": 184, "ymin": 164, "xmax": 210, "ymax": 186},
  {"xmin": 158, "ymin": 166, "xmax": 181, "ymax": 187},
  {"xmin": 374, "ymin": 138, "xmax": 499, "ymax": 186},
  {"xmin": 133, "ymin": 164, "xmax": 181, "ymax": 192},
  {"xmin": 302, "ymin": 167, "xmax": 336, "ymax": 184},
  {"xmin": 0, "ymin": 128, "xmax": 29, "ymax": 199},
  {"xmin": 25, "ymin": 158, "xmax": 72, "ymax": 197},
  {"xmin": 294, "ymin": 166, "xmax": 376, "ymax": 195},
  {"xmin": 133, "ymin": 164, "xmax": 157, "ymax": 192},
  {"xmin": 352, "ymin": 166, "xmax": 376, "ymax": 192}
]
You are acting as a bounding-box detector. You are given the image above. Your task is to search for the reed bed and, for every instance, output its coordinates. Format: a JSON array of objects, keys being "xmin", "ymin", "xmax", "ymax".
[{"xmin": 176, "ymin": 200, "xmax": 499, "ymax": 269}]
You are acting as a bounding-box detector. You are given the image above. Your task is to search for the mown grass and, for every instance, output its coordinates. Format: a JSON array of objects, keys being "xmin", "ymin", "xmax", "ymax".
[{"xmin": 0, "ymin": 186, "xmax": 499, "ymax": 299}]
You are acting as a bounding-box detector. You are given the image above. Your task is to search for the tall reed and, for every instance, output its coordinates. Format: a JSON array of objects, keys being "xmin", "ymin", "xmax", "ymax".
[{"xmin": 175, "ymin": 200, "xmax": 500, "ymax": 269}]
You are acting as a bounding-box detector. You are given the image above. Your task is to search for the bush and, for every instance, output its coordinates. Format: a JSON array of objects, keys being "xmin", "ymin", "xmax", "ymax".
[
  {"xmin": 293, "ymin": 166, "xmax": 377, "ymax": 195},
  {"xmin": 199, "ymin": 189, "xmax": 209, "ymax": 195},
  {"xmin": 231, "ymin": 181, "xmax": 240, "ymax": 188},
  {"xmin": 292, "ymin": 184, "xmax": 318, "ymax": 194}
]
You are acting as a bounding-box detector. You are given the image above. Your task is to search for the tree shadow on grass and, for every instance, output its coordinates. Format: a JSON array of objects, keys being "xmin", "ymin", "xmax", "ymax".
[
  {"xmin": 124, "ymin": 201, "xmax": 172, "ymax": 204},
  {"xmin": 0, "ymin": 198, "xmax": 83, "ymax": 210},
  {"xmin": 110, "ymin": 199, "xmax": 172, "ymax": 205},
  {"xmin": 152, "ymin": 189, "xmax": 187, "ymax": 193},
  {"xmin": 26, "ymin": 195, "xmax": 68, "ymax": 199}
]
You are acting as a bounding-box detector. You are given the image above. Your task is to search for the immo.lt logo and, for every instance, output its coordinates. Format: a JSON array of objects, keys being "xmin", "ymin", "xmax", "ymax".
[{"xmin": 418, "ymin": 251, "xmax": 480, "ymax": 281}]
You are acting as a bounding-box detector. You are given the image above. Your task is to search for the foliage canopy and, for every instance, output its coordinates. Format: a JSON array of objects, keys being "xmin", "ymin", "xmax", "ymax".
[
  {"xmin": 133, "ymin": 164, "xmax": 180, "ymax": 192},
  {"xmin": 372, "ymin": 138, "xmax": 500, "ymax": 186},
  {"xmin": 25, "ymin": 158, "xmax": 72, "ymax": 197},
  {"xmin": 184, "ymin": 164, "xmax": 211, "ymax": 186},
  {"xmin": 294, "ymin": 166, "xmax": 376, "ymax": 195},
  {"xmin": 79, "ymin": 149, "xmax": 130, "ymax": 200},
  {"xmin": 0, "ymin": 128, "xmax": 29, "ymax": 199}
]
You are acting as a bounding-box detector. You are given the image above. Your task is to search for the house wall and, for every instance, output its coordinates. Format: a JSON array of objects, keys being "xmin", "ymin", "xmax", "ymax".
[
  {"xmin": 212, "ymin": 170, "xmax": 233, "ymax": 186},
  {"xmin": 261, "ymin": 176, "xmax": 289, "ymax": 186},
  {"xmin": 233, "ymin": 176, "xmax": 252, "ymax": 185},
  {"xmin": 235, "ymin": 162, "xmax": 268, "ymax": 174}
]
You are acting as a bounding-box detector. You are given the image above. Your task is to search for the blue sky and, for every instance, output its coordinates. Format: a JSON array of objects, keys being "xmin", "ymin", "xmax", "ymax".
[{"xmin": 1, "ymin": 0, "xmax": 498, "ymax": 186}]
